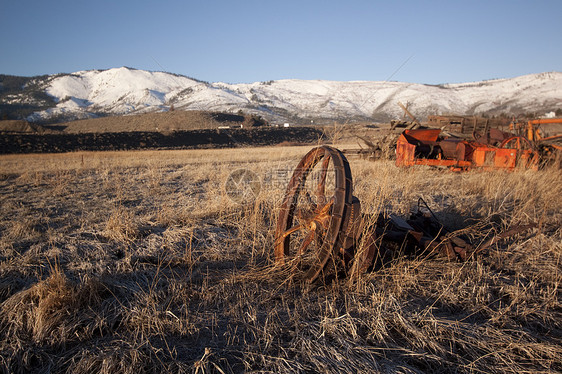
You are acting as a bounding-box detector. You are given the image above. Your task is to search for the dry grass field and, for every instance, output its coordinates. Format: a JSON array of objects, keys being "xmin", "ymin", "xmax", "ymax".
[{"xmin": 0, "ymin": 144, "xmax": 561, "ymax": 373}]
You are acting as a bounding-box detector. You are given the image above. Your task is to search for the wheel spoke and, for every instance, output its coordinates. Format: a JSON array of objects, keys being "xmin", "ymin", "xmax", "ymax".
[
  {"xmin": 315, "ymin": 199, "xmax": 334, "ymax": 222},
  {"xmin": 298, "ymin": 191, "xmax": 317, "ymax": 217},
  {"xmin": 316, "ymin": 151, "xmax": 331, "ymax": 203},
  {"xmin": 296, "ymin": 230, "xmax": 315, "ymax": 258},
  {"xmin": 275, "ymin": 224, "xmax": 303, "ymax": 243}
]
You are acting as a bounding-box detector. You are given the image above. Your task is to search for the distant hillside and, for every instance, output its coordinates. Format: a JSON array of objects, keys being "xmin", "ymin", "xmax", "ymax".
[
  {"xmin": 1, "ymin": 67, "xmax": 561, "ymax": 125},
  {"xmin": 0, "ymin": 120, "xmax": 48, "ymax": 134},
  {"xmin": 59, "ymin": 110, "xmax": 266, "ymax": 133}
]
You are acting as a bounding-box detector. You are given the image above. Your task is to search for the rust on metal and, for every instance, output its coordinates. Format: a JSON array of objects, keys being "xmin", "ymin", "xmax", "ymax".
[
  {"xmin": 427, "ymin": 115, "xmax": 510, "ymax": 136},
  {"xmin": 475, "ymin": 223, "xmax": 538, "ymax": 255},
  {"xmin": 274, "ymin": 146, "xmax": 359, "ymax": 282},
  {"xmin": 395, "ymin": 128, "xmax": 540, "ymax": 171},
  {"xmin": 275, "ymin": 146, "xmax": 538, "ymax": 282}
]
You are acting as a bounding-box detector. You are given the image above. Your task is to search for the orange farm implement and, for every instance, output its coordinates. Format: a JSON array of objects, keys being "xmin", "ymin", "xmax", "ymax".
[{"xmin": 395, "ymin": 128, "xmax": 541, "ymax": 171}]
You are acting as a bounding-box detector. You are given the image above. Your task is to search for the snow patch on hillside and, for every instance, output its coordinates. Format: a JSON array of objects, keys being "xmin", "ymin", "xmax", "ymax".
[{"xmin": 23, "ymin": 67, "xmax": 562, "ymax": 123}]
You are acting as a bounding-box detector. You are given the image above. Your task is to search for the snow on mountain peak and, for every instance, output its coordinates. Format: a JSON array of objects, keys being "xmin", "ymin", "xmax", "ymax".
[
  {"xmin": 46, "ymin": 67, "xmax": 200, "ymax": 109},
  {"xmin": 14, "ymin": 68, "xmax": 562, "ymax": 123}
]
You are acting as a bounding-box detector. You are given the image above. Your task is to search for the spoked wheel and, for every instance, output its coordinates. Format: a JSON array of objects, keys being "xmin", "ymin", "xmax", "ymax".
[{"xmin": 274, "ymin": 146, "xmax": 356, "ymax": 282}]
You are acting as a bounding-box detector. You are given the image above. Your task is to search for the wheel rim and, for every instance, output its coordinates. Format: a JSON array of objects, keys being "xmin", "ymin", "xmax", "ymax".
[
  {"xmin": 500, "ymin": 136, "xmax": 533, "ymax": 150},
  {"xmin": 274, "ymin": 146, "xmax": 353, "ymax": 282}
]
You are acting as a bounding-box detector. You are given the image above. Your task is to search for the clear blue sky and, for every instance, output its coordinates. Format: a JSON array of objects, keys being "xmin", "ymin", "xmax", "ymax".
[{"xmin": 1, "ymin": 0, "xmax": 561, "ymax": 84}]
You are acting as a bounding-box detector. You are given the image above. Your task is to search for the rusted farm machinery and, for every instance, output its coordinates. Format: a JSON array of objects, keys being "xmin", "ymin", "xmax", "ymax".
[
  {"xmin": 394, "ymin": 116, "xmax": 562, "ymax": 170},
  {"xmin": 346, "ymin": 108, "xmax": 561, "ymax": 169},
  {"xmin": 274, "ymin": 145, "xmax": 534, "ymax": 283},
  {"xmin": 516, "ymin": 118, "xmax": 562, "ymax": 166},
  {"xmin": 395, "ymin": 128, "xmax": 541, "ymax": 171}
]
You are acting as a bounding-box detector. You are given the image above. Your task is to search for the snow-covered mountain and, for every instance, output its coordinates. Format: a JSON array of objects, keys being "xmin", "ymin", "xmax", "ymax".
[{"xmin": 1, "ymin": 67, "xmax": 561, "ymax": 124}]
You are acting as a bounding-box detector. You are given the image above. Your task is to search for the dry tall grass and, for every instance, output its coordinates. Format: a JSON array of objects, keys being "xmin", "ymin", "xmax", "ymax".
[{"xmin": 0, "ymin": 145, "xmax": 560, "ymax": 373}]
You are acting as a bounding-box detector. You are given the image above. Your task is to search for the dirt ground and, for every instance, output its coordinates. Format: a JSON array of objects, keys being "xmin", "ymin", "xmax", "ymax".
[{"xmin": 0, "ymin": 145, "xmax": 560, "ymax": 373}]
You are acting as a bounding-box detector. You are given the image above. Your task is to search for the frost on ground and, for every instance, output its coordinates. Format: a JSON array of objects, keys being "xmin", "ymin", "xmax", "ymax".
[{"xmin": 0, "ymin": 147, "xmax": 561, "ymax": 373}]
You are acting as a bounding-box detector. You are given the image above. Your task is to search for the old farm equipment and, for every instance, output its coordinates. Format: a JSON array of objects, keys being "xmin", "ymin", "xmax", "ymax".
[
  {"xmin": 274, "ymin": 145, "xmax": 536, "ymax": 282},
  {"xmin": 345, "ymin": 134, "xmax": 398, "ymax": 161},
  {"xmin": 427, "ymin": 115, "xmax": 511, "ymax": 138},
  {"xmin": 395, "ymin": 128, "xmax": 540, "ymax": 171},
  {"xmin": 512, "ymin": 118, "xmax": 562, "ymax": 145},
  {"xmin": 503, "ymin": 117, "xmax": 562, "ymax": 167},
  {"xmin": 274, "ymin": 146, "xmax": 513, "ymax": 283}
]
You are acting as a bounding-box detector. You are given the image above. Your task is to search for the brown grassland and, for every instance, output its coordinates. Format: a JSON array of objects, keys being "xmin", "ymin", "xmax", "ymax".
[{"xmin": 0, "ymin": 143, "xmax": 561, "ymax": 373}]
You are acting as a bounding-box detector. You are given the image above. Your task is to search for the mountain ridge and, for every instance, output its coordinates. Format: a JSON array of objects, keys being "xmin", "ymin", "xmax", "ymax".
[{"xmin": 1, "ymin": 67, "xmax": 560, "ymax": 125}]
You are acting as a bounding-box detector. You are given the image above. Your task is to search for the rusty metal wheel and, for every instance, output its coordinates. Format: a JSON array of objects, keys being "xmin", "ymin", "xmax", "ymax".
[{"xmin": 274, "ymin": 146, "xmax": 354, "ymax": 282}]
